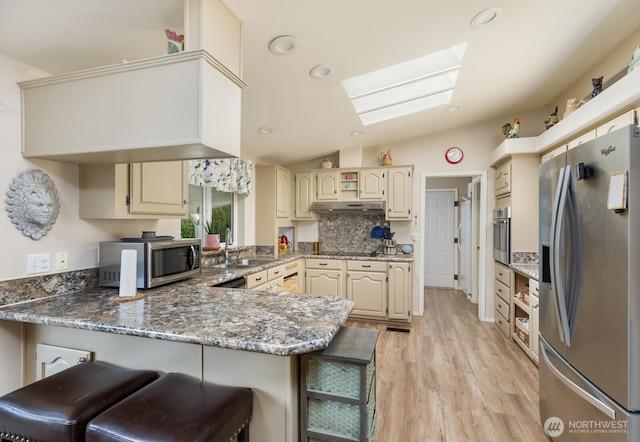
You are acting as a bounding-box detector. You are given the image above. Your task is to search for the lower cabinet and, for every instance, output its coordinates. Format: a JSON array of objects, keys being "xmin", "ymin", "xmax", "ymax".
[
  {"xmin": 300, "ymin": 326, "xmax": 379, "ymax": 442},
  {"xmin": 493, "ymin": 262, "xmax": 512, "ymax": 338},
  {"xmin": 306, "ymin": 259, "xmax": 344, "ymax": 298},
  {"xmin": 346, "ymin": 261, "xmax": 387, "ymax": 319},
  {"xmin": 387, "ymin": 263, "xmax": 412, "ymax": 322},
  {"xmin": 512, "ymin": 273, "xmax": 539, "ymax": 365}
]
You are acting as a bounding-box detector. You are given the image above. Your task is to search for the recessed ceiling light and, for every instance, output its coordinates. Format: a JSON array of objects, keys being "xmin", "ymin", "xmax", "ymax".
[
  {"xmin": 471, "ymin": 7, "xmax": 503, "ymax": 27},
  {"xmin": 351, "ymin": 130, "xmax": 365, "ymax": 136},
  {"xmin": 310, "ymin": 64, "xmax": 335, "ymax": 79},
  {"xmin": 257, "ymin": 126, "xmax": 273, "ymax": 134},
  {"xmin": 269, "ymin": 35, "xmax": 297, "ymax": 55}
]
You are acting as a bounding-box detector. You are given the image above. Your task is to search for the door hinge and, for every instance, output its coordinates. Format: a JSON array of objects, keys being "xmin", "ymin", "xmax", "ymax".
[
  {"xmin": 454, "ymin": 274, "xmax": 459, "ymax": 280},
  {"xmin": 454, "ymin": 201, "xmax": 459, "ymax": 206},
  {"xmin": 454, "ymin": 237, "xmax": 459, "ymax": 244},
  {"xmin": 125, "ymin": 195, "xmax": 130, "ymax": 206}
]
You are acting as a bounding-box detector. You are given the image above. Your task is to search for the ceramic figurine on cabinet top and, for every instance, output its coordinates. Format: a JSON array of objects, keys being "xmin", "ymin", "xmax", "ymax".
[
  {"xmin": 321, "ymin": 158, "xmax": 336, "ymax": 169},
  {"xmin": 5, "ymin": 170, "xmax": 60, "ymax": 240},
  {"xmin": 165, "ymin": 29, "xmax": 184, "ymax": 54},
  {"xmin": 591, "ymin": 76, "xmax": 603, "ymax": 97},
  {"xmin": 378, "ymin": 150, "xmax": 392, "ymax": 166},
  {"xmin": 564, "ymin": 98, "xmax": 585, "ymax": 118},
  {"xmin": 506, "ymin": 118, "xmax": 520, "ymax": 138},
  {"xmin": 544, "ymin": 106, "xmax": 559, "ymax": 130}
]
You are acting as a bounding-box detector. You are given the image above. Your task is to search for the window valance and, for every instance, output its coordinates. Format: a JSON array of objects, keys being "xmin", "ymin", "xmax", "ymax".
[{"xmin": 188, "ymin": 159, "xmax": 253, "ymax": 195}]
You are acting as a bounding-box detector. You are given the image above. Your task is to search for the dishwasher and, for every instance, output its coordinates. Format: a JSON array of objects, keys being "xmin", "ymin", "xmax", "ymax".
[{"xmin": 212, "ymin": 277, "xmax": 246, "ymax": 289}]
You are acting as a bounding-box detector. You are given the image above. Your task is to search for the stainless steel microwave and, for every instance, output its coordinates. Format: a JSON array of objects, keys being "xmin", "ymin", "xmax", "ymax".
[
  {"xmin": 99, "ymin": 238, "xmax": 200, "ymax": 289},
  {"xmin": 493, "ymin": 206, "xmax": 511, "ymax": 265}
]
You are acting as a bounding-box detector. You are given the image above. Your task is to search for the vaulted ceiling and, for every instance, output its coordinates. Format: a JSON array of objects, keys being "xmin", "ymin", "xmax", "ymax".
[{"xmin": 0, "ymin": 0, "xmax": 638, "ymax": 165}]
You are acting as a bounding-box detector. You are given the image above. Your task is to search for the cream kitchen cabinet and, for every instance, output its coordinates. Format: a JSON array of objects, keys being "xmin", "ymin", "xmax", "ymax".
[
  {"xmin": 494, "ymin": 262, "xmax": 512, "ymax": 339},
  {"xmin": 306, "ymin": 259, "xmax": 344, "ymax": 298},
  {"xmin": 293, "ymin": 172, "xmax": 315, "ymax": 220},
  {"xmin": 512, "ymin": 272, "xmax": 539, "ymax": 365},
  {"xmin": 387, "ymin": 262, "xmax": 412, "ymax": 322},
  {"xmin": 256, "ymin": 165, "xmax": 294, "ymax": 250},
  {"xmin": 316, "ymin": 170, "xmax": 340, "ymax": 201},
  {"xmin": 359, "ymin": 169, "xmax": 385, "ymax": 200},
  {"xmin": 346, "ymin": 260, "xmax": 387, "ymax": 319},
  {"xmin": 80, "ymin": 161, "xmax": 188, "ymax": 219},
  {"xmin": 386, "ymin": 167, "xmax": 413, "ymax": 220},
  {"xmin": 19, "ymin": 50, "xmax": 245, "ymax": 164}
]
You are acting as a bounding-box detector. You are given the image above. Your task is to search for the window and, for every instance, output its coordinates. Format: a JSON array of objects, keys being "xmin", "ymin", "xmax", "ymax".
[{"xmin": 181, "ymin": 185, "xmax": 233, "ymax": 243}]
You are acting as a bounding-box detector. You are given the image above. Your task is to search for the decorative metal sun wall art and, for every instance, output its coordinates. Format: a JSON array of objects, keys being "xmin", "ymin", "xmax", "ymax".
[{"xmin": 5, "ymin": 170, "xmax": 60, "ymax": 240}]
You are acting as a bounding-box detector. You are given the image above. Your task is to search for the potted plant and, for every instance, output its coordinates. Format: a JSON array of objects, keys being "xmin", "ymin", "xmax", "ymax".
[{"xmin": 203, "ymin": 220, "xmax": 221, "ymax": 249}]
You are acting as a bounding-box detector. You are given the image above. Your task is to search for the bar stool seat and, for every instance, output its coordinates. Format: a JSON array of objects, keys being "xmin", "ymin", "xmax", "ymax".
[
  {"xmin": 86, "ymin": 373, "xmax": 253, "ymax": 442},
  {"xmin": 0, "ymin": 361, "xmax": 158, "ymax": 442}
]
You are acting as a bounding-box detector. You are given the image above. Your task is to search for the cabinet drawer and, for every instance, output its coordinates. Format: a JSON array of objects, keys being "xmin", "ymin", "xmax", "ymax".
[
  {"xmin": 307, "ymin": 258, "xmax": 342, "ymax": 270},
  {"xmin": 529, "ymin": 278, "xmax": 539, "ymax": 299},
  {"xmin": 268, "ymin": 265, "xmax": 285, "ymax": 280},
  {"xmin": 494, "ymin": 279, "xmax": 510, "ymax": 303},
  {"xmin": 494, "ymin": 264, "xmax": 511, "ymax": 286},
  {"xmin": 495, "ymin": 309, "xmax": 510, "ymax": 338},
  {"xmin": 597, "ymin": 109, "xmax": 637, "ymax": 137},
  {"xmin": 494, "ymin": 294, "xmax": 510, "ymax": 319},
  {"xmin": 246, "ymin": 270, "xmax": 267, "ymax": 289},
  {"xmin": 346, "ymin": 260, "xmax": 386, "ymax": 272}
]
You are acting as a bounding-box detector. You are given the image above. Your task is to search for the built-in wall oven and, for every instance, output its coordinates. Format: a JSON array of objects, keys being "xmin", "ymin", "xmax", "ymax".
[{"xmin": 493, "ymin": 206, "xmax": 511, "ymax": 265}]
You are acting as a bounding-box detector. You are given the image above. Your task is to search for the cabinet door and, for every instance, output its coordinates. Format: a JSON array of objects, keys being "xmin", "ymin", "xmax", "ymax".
[
  {"xmin": 388, "ymin": 263, "xmax": 412, "ymax": 321},
  {"xmin": 347, "ymin": 271, "xmax": 387, "ymax": 318},
  {"xmin": 129, "ymin": 161, "xmax": 188, "ymax": 216},
  {"xmin": 386, "ymin": 167, "xmax": 412, "ymax": 220},
  {"xmin": 359, "ymin": 169, "xmax": 385, "ymax": 200},
  {"xmin": 276, "ymin": 167, "xmax": 291, "ymax": 218},
  {"xmin": 316, "ymin": 170, "xmax": 339, "ymax": 201},
  {"xmin": 306, "ymin": 269, "xmax": 343, "ymax": 298},
  {"xmin": 531, "ymin": 297, "xmax": 539, "ymax": 361},
  {"xmin": 294, "ymin": 172, "xmax": 315, "ymax": 219}
]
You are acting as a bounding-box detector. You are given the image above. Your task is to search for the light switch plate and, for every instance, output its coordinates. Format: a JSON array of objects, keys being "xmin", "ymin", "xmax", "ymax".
[
  {"xmin": 55, "ymin": 252, "xmax": 69, "ymax": 271},
  {"xmin": 27, "ymin": 253, "xmax": 50, "ymax": 274}
]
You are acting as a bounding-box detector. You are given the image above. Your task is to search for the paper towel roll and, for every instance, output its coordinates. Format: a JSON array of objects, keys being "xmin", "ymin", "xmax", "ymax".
[{"xmin": 119, "ymin": 249, "xmax": 137, "ymax": 297}]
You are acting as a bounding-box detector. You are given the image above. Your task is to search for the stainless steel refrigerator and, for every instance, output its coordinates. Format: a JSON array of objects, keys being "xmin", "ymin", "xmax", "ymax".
[{"xmin": 539, "ymin": 124, "xmax": 640, "ymax": 441}]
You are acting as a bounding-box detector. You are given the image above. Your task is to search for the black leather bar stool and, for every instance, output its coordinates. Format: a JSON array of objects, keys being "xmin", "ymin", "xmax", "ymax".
[
  {"xmin": 86, "ymin": 372, "xmax": 253, "ymax": 442},
  {"xmin": 0, "ymin": 361, "xmax": 158, "ymax": 442}
]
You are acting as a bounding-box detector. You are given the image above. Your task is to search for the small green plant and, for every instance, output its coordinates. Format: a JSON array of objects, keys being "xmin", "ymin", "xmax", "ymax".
[
  {"xmin": 210, "ymin": 205, "xmax": 232, "ymax": 242},
  {"xmin": 180, "ymin": 218, "xmax": 195, "ymax": 238},
  {"xmin": 203, "ymin": 219, "xmax": 220, "ymax": 235}
]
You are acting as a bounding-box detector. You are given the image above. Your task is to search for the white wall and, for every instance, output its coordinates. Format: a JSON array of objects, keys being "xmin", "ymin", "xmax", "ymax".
[{"xmin": 0, "ymin": 53, "xmax": 179, "ymax": 282}]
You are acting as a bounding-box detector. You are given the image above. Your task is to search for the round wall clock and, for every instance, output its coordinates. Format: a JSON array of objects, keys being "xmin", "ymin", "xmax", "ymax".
[{"xmin": 445, "ymin": 147, "xmax": 464, "ymax": 164}]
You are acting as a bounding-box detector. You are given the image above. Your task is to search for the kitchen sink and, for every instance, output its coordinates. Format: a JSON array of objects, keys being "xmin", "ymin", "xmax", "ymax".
[{"xmin": 209, "ymin": 258, "xmax": 275, "ymax": 270}]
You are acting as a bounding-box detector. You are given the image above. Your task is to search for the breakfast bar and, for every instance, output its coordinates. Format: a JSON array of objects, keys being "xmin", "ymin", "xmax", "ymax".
[{"xmin": 0, "ymin": 282, "xmax": 355, "ymax": 442}]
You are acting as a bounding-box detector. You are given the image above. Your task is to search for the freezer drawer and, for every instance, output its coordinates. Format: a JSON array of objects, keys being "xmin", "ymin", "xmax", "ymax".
[{"xmin": 539, "ymin": 337, "xmax": 640, "ymax": 441}]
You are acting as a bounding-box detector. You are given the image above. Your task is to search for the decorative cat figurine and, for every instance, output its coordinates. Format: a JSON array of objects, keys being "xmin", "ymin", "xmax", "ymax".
[
  {"xmin": 591, "ymin": 76, "xmax": 603, "ymax": 97},
  {"xmin": 564, "ymin": 98, "xmax": 585, "ymax": 118},
  {"xmin": 544, "ymin": 106, "xmax": 558, "ymax": 130}
]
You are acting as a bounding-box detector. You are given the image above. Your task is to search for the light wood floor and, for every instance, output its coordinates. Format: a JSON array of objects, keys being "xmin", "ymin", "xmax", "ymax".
[{"xmin": 347, "ymin": 287, "xmax": 550, "ymax": 442}]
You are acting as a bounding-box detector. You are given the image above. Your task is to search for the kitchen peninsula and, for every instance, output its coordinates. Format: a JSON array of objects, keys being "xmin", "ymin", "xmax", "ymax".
[{"xmin": 0, "ymin": 277, "xmax": 355, "ymax": 442}]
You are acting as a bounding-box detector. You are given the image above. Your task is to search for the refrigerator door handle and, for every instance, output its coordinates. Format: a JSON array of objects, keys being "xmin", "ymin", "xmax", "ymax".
[
  {"xmin": 550, "ymin": 165, "xmax": 569, "ymax": 343},
  {"xmin": 541, "ymin": 339, "xmax": 616, "ymax": 420}
]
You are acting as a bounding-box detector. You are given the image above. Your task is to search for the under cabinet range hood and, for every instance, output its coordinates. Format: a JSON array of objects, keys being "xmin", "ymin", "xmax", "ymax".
[{"xmin": 311, "ymin": 202, "xmax": 385, "ymax": 214}]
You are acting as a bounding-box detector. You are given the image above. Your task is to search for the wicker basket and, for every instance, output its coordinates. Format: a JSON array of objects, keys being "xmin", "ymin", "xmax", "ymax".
[
  {"xmin": 307, "ymin": 358, "xmax": 374, "ymax": 400},
  {"xmin": 514, "ymin": 317, "xmax": 530, "ymax": 346}
]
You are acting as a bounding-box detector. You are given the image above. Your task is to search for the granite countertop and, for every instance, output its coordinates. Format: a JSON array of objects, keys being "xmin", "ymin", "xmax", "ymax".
[
  {"xmin": 0, "ymin": 280, "xmax": 354, "ymax": 357},
  {"xmin": 510, "ymin": 263, "xmax": 539, "ymax": 280}
]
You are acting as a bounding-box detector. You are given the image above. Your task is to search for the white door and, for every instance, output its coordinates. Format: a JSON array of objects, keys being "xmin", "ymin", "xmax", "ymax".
[
  {"xmin": 424, "ymin": 190, "xmax": 455, "ymax": 287},
  {"xmin": 459, "ymin": 199, "xmax": 471, "ymax": 296}
]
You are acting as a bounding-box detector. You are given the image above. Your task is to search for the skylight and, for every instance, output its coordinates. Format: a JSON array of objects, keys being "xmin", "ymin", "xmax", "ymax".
[{"xmin": 342, "ymin": 43, "xmax": 466, "ymax": 125}]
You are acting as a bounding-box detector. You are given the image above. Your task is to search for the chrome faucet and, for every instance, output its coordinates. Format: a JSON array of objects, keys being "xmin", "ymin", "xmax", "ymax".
[{"xmin": 224, "ymin": 227, "xmax": 233, "ymax": 263}]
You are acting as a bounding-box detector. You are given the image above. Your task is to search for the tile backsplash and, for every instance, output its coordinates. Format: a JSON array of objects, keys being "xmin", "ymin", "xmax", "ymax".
[{"xmin": 312, "ymin": 213, "xmax": 387, "ymax": 253}]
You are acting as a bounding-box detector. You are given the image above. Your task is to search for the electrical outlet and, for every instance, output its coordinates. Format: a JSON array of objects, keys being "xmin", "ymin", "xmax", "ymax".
[
  {"xmin": 411, "ymin": 233, "xmax": 420, "ymax": 242},
  {"xmin": 55, "ymin": 252, "xmax": 69, "ymax": 271},
  {"xmin": 27, "ymin": 254, "xmax": 50, "ymax": 274}
]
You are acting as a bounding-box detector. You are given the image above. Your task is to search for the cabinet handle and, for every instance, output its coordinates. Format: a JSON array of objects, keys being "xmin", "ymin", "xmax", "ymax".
[
  {"xmin": 362, "ymin": 265, "xmax": 371, "ymax": 268},
  {"xmin": 183, "ymin": 199, "xmax": 189, "ymax": 204},
  {"xmin": 319, "ymin": 263, "xmax": 328, "ymax": 266},
  {"xmin": 273, "ymin": 270, "xmax": 280, "ymax": 275},
  {"xmin": 255, "ymin": 277, "xmax": 262, "ymax": 281}
]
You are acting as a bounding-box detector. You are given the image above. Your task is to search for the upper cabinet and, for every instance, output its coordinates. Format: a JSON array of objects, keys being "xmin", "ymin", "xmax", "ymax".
[
  {"xmin": 276, "ymin": 167, "xmax": 291, "ymax": 219},
  {"xmin": 19, "ymin": 51, "xmax": 246, "ymax": 164},
  {"xmin": 386, "ymin": 167, "xmax": 413, "ymax": 220},
  {"xmin": 80, "ymin": 161, "xmax": 188, "ymax": 219},
  {"xmin": 494, "ymin": 162, "xmax": 511, "ymax": 197},
  {"xmin": 316, "ymin": 170, "xmax": 340, "ymax": 201},
  {"xmin": 256, "ymin": 166, "xmax": 294, "ymax": 248},
  {"xmin": 293, "ymin": 172, "xmax": 315, "ymax": 220},
  {"xmin": 359, "ymin": 169, "xmax": 385, "ymax": 200}
]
